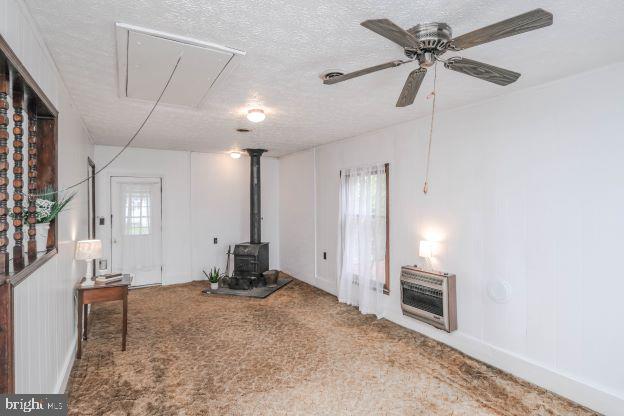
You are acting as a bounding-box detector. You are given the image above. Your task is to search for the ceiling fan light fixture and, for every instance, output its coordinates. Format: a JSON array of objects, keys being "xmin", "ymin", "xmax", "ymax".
[
  {"xmin": 230, "ymin": 151, "xmax": 242, "ymax": 159},
  {"xmin": 247, "ymin": 108, "xmax": 266, "ymax": 123},
  {"xmin": 320, "ymin": 69, "xmax": 345, "ymax": 81}
]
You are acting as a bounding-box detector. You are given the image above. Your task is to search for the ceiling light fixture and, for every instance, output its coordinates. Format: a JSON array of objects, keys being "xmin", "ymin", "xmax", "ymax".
[
  {"xmin": 246, "ymin": 108, "xmax": 266, "ymax": 123},
  {"xmin": 230, "ymin": 151, "xmax": 242, "ymax": 159}
]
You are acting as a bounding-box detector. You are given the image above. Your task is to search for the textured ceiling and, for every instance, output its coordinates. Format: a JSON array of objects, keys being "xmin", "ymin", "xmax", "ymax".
[{"xmin": 24, "ymin": 0, "xmax": 624, "ymax": 157}]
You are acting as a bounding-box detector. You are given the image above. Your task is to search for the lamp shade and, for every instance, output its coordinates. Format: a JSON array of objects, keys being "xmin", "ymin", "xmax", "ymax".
[
  {"xmin": 75, "ymin": 239, "xmax": 102, "ymax": 260},
  {"xmin": 419, "ymin": 240, "xmax": 433, "ymax": 258}
]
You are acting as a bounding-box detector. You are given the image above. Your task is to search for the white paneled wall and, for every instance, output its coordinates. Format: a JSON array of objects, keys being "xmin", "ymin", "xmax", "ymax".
[
  {"xmin": 279, "ymin": 63, "xmax": 624, "ymax": 415},
  {"xmin": 14, "ymin": 243, "xmax": 77, "ymax": 393},
  {"xmin": 278, "ymin": 149, "xmax": 316, "ymax": 284},
  {"xmin": 94, "ymin": 146, "xmax": 281, "ymax": 285},
  {"xmin": 0, "ymin": 0, "xmax": 59, "ymax": 109},
  {"xmin": 190, "ymin": 152, "xmax": 280, "ymax": 278},
  {"xmin": 1, "ymin": 0, "xmax": 93, "ymax": 394}
]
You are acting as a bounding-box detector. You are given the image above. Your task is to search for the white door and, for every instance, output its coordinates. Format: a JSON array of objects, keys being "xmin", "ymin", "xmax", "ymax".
[{"xmin": 111, "ymin": 177, "xmax": 163, "ymax": 286}]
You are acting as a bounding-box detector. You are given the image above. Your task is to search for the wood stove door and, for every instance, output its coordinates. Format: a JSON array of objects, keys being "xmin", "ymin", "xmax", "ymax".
[{"xmin": 234, "ymin": 255, "xmax": 256, "ymax": 276}]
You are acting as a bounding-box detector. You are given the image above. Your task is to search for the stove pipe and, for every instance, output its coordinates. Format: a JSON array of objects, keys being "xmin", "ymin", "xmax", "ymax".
[{"xmin": 245, "ymin": 149, "xmax": 266, "ymax": 244}]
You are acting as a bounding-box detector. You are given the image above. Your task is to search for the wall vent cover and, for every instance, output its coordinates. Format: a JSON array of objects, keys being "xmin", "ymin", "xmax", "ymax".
[{"xmin": 115, "ymin": 23, "xmax": 245, "ymax": 108}]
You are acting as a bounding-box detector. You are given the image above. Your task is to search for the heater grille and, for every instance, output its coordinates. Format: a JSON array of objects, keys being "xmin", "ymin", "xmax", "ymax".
[{"xmin": 400, "ymin": 266, "xmax": 457, "ymax": 332}]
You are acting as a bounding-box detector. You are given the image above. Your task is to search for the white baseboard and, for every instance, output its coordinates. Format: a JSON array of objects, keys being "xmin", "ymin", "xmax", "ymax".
[
  {"xmin": 383, "ymin": 309, "xmax": 624, "ymax": 416},
  {"xmin": 312, "ymin": 276, "xmax": 337, "ymax": 296},
  {"xmin": 280, "ymin": 272, "xmax": 623, "ymax": 414},
  {"xmin": 54, "ymin": 337, "xmax": 76, "ymax": 394},
  {"xmin": 279, "ymin": 269, "xmax": 338, "ymax": 296}
]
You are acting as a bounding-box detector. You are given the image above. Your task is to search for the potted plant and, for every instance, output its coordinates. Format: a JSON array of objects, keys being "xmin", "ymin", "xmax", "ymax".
[
  {"xmin": 207, "ymin": 267, "xmax": 220, "ymax": 290},
  {"xmin": 15, "ymin": 186, "xmax": 76, "ymax": 251}
]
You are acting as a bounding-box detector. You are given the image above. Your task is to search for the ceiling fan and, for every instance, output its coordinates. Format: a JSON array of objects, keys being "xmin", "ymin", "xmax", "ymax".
[{"xmin": 322, "ymin": 9, "xmax": 553, "ymax": 107}]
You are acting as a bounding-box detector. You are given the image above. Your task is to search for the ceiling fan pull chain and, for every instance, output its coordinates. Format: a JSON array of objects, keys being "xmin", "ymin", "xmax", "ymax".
[{"xmin": 423, "ymin": 62, "xmax": 438, "ymax": 195}]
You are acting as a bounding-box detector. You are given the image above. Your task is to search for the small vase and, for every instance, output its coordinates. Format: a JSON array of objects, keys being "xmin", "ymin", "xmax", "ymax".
[
  {"xmin": 35, "ymin": 222, "xmax": 50, "ymax": 251},
  {"xmin": 210, "ymin": 281, "xmax": 219, "ymax": 290}
]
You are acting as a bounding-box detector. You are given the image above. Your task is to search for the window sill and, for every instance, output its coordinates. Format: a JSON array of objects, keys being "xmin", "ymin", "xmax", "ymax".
[{"xmin": 3, "ymin": 249, "xmax": 58, "ymax": 287}]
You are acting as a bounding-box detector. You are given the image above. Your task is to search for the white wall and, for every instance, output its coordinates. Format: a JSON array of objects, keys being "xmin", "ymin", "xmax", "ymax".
[
  {"xmin": 279, "ymin": 62, "xmax": 624, "ymax": 415},
  {"xmin": 94, "ymin": 146, "xmax": 192, "ymax": 285},
  {"xmin": 278, "ymin": 149, "xmax": 315, "ymax": 283},
  {"xmin": 190, "ymin": 152, "xmax": 279, "ymax": 278},
  {"xmin": 95, "ymin": 146, "xmax": 280, "ymax": 285},
  {"xmin": 2, "ymin": 0, "xmax": 93, "ymax": 394}
]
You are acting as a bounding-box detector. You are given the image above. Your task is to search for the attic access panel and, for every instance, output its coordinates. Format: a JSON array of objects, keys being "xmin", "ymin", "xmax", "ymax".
[{"xmin": 116, "ymin": 23, "xmax": 245, "ymax": 108}]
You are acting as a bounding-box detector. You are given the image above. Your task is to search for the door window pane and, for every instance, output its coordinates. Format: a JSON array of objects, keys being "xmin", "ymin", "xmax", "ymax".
[{"xmin": 123, "ymin": 190, "xmax": 151, "ymax": 235}]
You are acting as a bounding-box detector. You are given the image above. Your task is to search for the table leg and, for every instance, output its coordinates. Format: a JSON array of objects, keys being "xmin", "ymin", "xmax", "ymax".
[
  {"xmin": 83, "ymin": 304, "xmax": 88, "ymax": 340},
  {"xmin": 77, "ymin": 292, "xmax": 83, "ymax": 359},
  {"xmin": 122, "ymin": 288, "xmax": 128, "ymax": 351}
]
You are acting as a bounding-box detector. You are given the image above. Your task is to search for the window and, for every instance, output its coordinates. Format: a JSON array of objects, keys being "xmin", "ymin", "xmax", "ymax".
[
  {"xmin": 123, "ymin": 190, "xmax": 151, "ymax": 235},
  {"xmin": 338, "ymin": 163, "xmax": 389, "ymax": 317}
]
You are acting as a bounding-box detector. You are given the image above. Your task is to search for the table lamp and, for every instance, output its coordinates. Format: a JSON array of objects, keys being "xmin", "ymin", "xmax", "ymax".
[{"xmin": 75, "ymin": 239, "xmax": 102, "ymax": 279}]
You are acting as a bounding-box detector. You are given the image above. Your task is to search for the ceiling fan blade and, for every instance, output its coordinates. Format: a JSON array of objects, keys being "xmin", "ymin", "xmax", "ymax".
[
  {"xmin": 444, "ymin": 57, "xmax": 520, "ymax": 86},
  {"xmin": 451, "ymin": 8, "xmax": 553, "ymax": 50},
  {"xmin": 361, "ymin": 19, "xmax": 421, "ymax": 50},
  {"xmin": 323, "ymin": 60, "xmax": 405, "ymax": 85},
  {"xmin": 396, "ymin": 68, "xmax": 427, "ymax": 107}
]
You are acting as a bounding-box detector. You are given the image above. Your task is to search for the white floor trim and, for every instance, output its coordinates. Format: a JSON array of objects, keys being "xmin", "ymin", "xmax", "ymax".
[
  {"xmin": 287, "ymin": 272, "xmax": 622, "ymax": 414},
  {"xmin": 383, "ymin": 309, "xmax": 623, "ymax": 416},
  {"xmin": 54, "ymin": 337, "xmax": 76, "ymax": 394}
]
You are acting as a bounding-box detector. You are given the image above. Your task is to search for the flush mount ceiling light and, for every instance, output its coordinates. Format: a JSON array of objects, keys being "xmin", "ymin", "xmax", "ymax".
[
  {"xmin": 230, "ymin": 151, "xmax": 242, "ymax": 159},
  {"xmin": 246, "ymin": 108, "xmax": 266, "ymax": 123}
]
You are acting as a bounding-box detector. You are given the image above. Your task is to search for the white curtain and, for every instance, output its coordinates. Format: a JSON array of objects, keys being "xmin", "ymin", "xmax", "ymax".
[
  {"xmin": 338, "ymin": 164, "xmax": 387, "ymax": 318},
  {"xmin": 119, "ymin": 182, "xmax": 161, "ymax": 273}
]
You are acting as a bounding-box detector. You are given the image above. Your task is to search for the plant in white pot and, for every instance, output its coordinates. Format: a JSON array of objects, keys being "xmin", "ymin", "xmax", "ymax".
[
  {"xmin": 205, "ymin": 267, "xmax": 221, "ymax": 290},
  {"xmin": 19, "ymin": 186, "xmax": 76, "ymax": 251}
]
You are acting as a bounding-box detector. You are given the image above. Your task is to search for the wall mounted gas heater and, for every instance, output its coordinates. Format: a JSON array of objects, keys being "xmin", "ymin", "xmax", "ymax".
[{"xmin": 400, "ymin": 266, "xmax": 457, "ymax": 332}]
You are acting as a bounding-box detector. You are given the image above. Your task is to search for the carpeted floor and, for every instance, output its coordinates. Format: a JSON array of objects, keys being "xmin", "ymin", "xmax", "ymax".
[{"xmin": 67, "ymin": 277, "xmax": 596, "ymax": 416}]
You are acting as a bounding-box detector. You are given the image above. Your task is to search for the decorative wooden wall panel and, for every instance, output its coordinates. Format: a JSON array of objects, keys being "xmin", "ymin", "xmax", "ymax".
[
  {"xmin": 27, "ymin": 99, "xmax": 36, "ymax": 257},
  {"xmin": 0, "ymin": 63, "xmax": 9, "ymax": 274},
  {"xmin": 11, "ymin": 83, "xmax": 24, "ymax": 268},
  {"xmin": 35, "ymin": 118, "xmax": 55, "ymax": 250},
  {"xmin": 1, "ymin": 17, "xmax": 60, "ymax": 394},
  {"xmin": 0, "ymin": 280, "xmax": 12, "ymax": 394}
]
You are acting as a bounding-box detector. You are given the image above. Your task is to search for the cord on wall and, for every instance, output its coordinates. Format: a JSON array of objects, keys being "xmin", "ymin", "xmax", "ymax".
[{"xmin": 32, "ymin": 54, "xmax": 183, "ymax": 197}]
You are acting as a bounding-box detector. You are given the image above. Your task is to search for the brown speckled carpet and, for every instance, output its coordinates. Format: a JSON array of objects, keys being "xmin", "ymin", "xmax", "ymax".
[{"xmin": 67, "ymin": 277, "xmax": 596, "ymax": 415}]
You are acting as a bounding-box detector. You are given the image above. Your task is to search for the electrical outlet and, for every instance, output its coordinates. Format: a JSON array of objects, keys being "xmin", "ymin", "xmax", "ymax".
[{"xmin": 98, "ymin": 259, "xmax": 108, "ymax": 270}]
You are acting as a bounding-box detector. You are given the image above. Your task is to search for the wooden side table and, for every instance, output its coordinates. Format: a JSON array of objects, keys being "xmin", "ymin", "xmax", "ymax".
[{"xmin": 76, "ymin": 275, "xmax": 132, "ymax": 359}]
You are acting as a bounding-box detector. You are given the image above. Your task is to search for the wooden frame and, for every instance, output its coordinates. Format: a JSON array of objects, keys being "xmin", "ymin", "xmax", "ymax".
[
  {"xmin": 87, "ymin": 157, "xmax": 96, "ymax": 273},
  {"xmin": 384, "ymin": 163, "xmax": 390, "ymax": 294},
  {"xmin": 87, "ymin": 157, "xmax": 96, "ymax": 239}
]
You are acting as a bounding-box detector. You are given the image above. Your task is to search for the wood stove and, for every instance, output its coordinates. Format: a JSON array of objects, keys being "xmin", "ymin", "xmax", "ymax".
[{"xmin": 227, "ymin": 149, "xmax": 270, "ymax": 290}]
